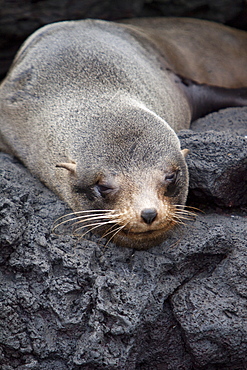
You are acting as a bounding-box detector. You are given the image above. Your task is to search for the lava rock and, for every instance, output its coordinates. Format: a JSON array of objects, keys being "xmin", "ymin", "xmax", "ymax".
[
  {"xmin": 179, "ymin": 107, "xmax": 247, "ymax": 208},
  {"xmin": 172, "ymin": 228, "xmax": 247, "ymax": 368}
]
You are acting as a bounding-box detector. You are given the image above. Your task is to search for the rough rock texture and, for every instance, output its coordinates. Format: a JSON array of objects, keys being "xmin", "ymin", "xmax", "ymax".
[
  {"xmin": 0, "ymin": 106, "xmax": 247, "ymax": 369},
  {"xmin": 179, "ymin": 107, "xmax": 247, "ymax": 208},
  {"xmin": 0, "ymin": 0, "xmax": 247, "ymax": 79}
]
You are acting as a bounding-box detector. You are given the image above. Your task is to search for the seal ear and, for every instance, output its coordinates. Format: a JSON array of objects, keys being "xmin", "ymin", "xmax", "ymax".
[
  {"xmin": 56, "ymin": 162, "xmax": 77, "ymax": 173},
  {"xmin": 181, "ymin": 148, "xmax": 190, "ymax": 158}
]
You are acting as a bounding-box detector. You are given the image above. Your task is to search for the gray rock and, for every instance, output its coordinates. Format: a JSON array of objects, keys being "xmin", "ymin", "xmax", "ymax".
[
  {"xmin": 179, "ymin": 107, "xmax": 247, "ymax": 208},
  {"xmin": 172, "ymin": 223, "xmax": 247, "ymax": 367}
]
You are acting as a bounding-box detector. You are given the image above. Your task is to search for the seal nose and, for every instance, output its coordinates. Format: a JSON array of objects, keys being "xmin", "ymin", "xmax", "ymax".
[{"xmin": 141, "ymin": 208, "xmax": 157, "ymax": 225}]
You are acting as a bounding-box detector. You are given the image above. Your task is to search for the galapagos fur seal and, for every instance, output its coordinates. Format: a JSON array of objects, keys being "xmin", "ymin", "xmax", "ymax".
[{"xmin": 0, "ymin": 17, "xmax": 247, "ymax": 249}]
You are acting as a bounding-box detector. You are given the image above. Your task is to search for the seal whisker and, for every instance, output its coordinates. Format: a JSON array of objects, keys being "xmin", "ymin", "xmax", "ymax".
[
  {"xmin": 175, "ymin": 208, "xmax": 196, "ymax": 214},
  {"xmin": 74, "ymin": 220, "xmax": 117, "ymax": 238},
  {"xmin": 73, "ymin": 221, "xmax": 117, "ymax": 239},
  {"xmin": 94, "ymin": 210, "xmax": 129, "ymax": 241},
  {"xmin": 174, "ymin": 208, "xmax": 197, "ymax": 218},
  {"xmin": 67, "ymin": 209, "xmax": 114, "ymax": 215},
  {"xmin": 172, "ymin": 216, "xmax": 197, "ymax": 233},
  {"xmin": 100, "ymin": 217, "xmax": 128, "ymax": 240},
  {"xmin": 170, "ymin": 206, "xmax": 197, "ymax": 226},
  {"xmin": 175, "ymin": 204, "xmax": 203, "ymax": 213},
  {"xmin": 173, "ymin": 213, "xmax": 196, "ymax": 221},
  {"xmin": 172, "ymin": 214, "xmax": 195, "ymax": 223},
  {"xmin": 174, "ymin": 207, "xmax": 197, "ymax": 214},
  {"xmin": 53, "ymin": 214, "xmax": 109, "ymax": 232},
  {"xmin": 54, "ymin": 209, "xmax": 115, "ymax": 224},
  {"xmin": 170, "ymin": 216, "xmax": 187, "ymax": 226},
  {"xmin": 53, "ymin": 211, "xmax": 122, "ymax": 232},
  {"xmin": 100, "ymin": 223, "xmax": 120, "ymax": 239},
  {"xmin": 70, "ymin": 215, "xmax": 117, "ymax": 228},
  {"xmin": 70, "ymin": 215, "xmax": 125, "ymax": 234},
  {"xmin": 71, "ymin": 211, "xmax": 125, "ymax": 226},
  {"xmin": 104, "ymin": 222, "xmax": 130, "ymax": 247}
]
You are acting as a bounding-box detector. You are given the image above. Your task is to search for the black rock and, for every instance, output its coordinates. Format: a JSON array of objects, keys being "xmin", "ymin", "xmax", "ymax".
[{"xmin": 179, "ymin": 107, "xmax": 247, "ymax": 208}]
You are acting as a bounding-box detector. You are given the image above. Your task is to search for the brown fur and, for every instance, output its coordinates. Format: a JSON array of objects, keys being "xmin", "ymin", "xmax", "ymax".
[{"xmin": 0, "ymin": 18, "xmax": 247, "ymax": 248}]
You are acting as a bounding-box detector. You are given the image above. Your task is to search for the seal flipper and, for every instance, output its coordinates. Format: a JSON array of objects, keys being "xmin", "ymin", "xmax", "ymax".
[{"xmin": 179, "ymin": 77, "xmax": 247, "ymax": 122}]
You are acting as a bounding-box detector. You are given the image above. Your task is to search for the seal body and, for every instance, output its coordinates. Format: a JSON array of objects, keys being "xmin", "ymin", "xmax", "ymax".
[{"xmin": 0, "ymin": 18, "xmax": 247, "ymax": 249}]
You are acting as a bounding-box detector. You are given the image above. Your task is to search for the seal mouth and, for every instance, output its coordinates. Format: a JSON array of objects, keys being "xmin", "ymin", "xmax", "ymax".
[
  {"xmin": 121, "ymin": 228, "xmax": 164, "ymax": 238},
  {"xmin": 115, "ymin": 226, "xmax": 172, "ymax": 248},
  {"xmin": 119, "ymin": 219, "xmax": 176, "ymax": 241}
]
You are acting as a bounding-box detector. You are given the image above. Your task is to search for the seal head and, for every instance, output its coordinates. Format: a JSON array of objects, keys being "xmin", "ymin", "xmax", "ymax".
[{"xmin": 56, "ymin": 99, "xmax": 189, "ymax": 249}]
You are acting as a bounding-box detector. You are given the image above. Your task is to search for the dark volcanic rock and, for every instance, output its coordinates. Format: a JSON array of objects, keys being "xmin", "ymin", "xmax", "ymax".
[
  {"xmin": 0, "ymin": 107, "xmax": 247, "ymax": 369},
  {"xmin": 179, "ymin": 107, "xmax": 247, "ymax": 208},
  {"xmin": 172, "ymin": 233, "xmax": 247, "ymax": 367}
]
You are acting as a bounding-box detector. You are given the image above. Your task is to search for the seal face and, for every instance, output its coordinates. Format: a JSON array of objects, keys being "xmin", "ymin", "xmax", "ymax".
[
  {"xmin": 0, "ymin": 18, "xmax": 247, "ymax": 248},
  {"xmin": 54, "ymin": 102, "xmax": 190, "ymax": 249}
]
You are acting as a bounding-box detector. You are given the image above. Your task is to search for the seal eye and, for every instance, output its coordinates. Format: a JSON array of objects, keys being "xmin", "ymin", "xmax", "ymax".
[
  {"xmin": 164, "ymin": 170, "xmax": 179, "ymax": 197},
  {"xmin": 95, "ymin": 183, "xmax": 113, "ymax": 198},
  {"xmin": 165, "ymin": 172, "xmax": 177, "ymax": 183}
]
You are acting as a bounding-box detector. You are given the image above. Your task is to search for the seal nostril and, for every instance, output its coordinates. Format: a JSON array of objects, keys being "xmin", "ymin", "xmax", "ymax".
[{"xmin": 141, "ymin": 208, "xmax": 157, "ymax": 225}]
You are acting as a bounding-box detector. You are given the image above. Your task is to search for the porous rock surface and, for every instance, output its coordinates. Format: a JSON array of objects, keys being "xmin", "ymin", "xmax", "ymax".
[
  {"xmin": 0, "ymin": 107, "xmax": 247, "ymax": 369},
  {"xmin": 179, "ymin": 107, "xmax": 247, "ymax": 208}
]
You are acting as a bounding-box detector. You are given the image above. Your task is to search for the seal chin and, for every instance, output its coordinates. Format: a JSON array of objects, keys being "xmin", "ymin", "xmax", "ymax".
[
  {"xmin": 113, "ymin": 223, "xmax": 175, "ymax": 249},
  {"xmin": 126, "ymin": 229, "xmax": 161, "ymax": 236}
]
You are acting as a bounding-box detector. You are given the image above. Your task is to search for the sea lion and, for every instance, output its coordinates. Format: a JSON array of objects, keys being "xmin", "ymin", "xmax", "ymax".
[{"xmin": 0, "ymin": 17, "xmax": 247, "ymax": 249}]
